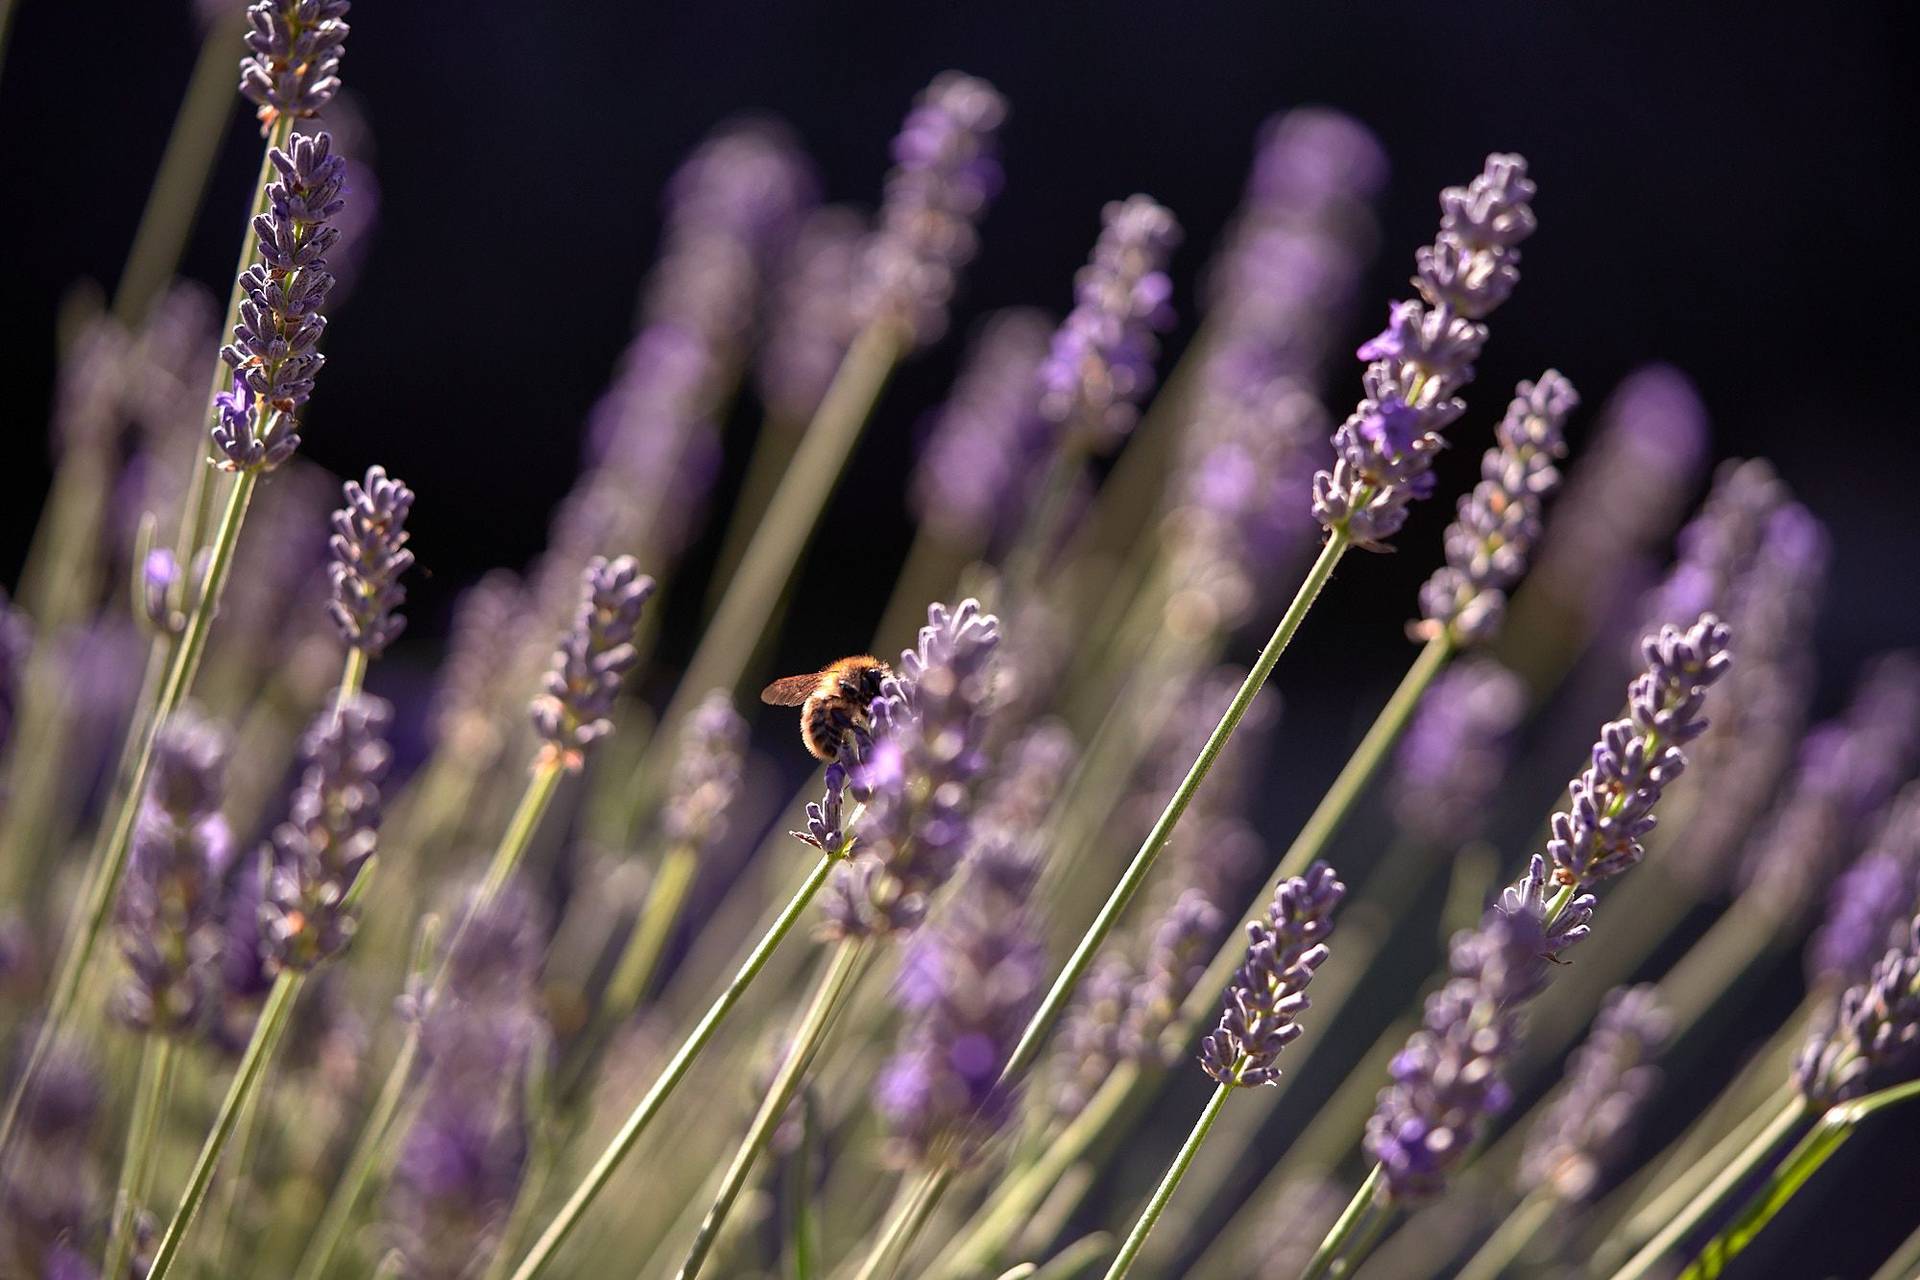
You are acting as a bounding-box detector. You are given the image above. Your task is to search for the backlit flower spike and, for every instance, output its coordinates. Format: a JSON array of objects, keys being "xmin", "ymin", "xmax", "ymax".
[
  {"xmin": 238, "ymin": 0, "xmax": 350, "ymax": 131},
  {"xmin": 326, "ymin": 465, "xmax": 415, "ymax": 657},
  {"xmin": 530, "ymin": 556, "xmax": 656, "ymax": 771},
  {"xmin": 1199, "ymin": 861, "xmax": 1344, "ymax": 1087}
]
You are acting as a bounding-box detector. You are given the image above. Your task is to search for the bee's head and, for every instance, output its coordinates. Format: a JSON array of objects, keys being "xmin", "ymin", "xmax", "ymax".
[{"xmin": 853, "ymin": 659, "xmax": 891, "ymax": 704}]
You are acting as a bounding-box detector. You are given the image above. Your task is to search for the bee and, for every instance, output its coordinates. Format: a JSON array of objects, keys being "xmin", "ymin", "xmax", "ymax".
[{"xmin": 760, "ymin": 655, "xmax": 894, "ymax": 761}]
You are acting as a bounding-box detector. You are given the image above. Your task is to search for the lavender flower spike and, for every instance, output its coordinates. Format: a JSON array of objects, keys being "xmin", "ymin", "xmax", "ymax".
[
  {"xmin": 1518, "ymin": 984, "xmax": 1670, "ymax": 1202},
  {"xmin": 1795, "ymin": 911, "xmax": 1920, "ymax": 1107},
  {"xmin": 1549, "ymin": 613, "xmax": 1734, "ymax": 886},
  {"xmin": 116, "ymin": 709, "xmax": 234, "ymax": 1036},
  {"xmin": 856, "ymin": 72, "xmax": 1008, "ymax": 347},
  {"xmin": 1416, "ymin": 371, "xmax": 1578, "ymax": 644},
  {"xmin": 1200, "ymin": 861, "xmax": 1344, "ymax": 1087},
  {"xmin": 1809, "ymin": 785, "xmax": 1920, "ymax": 988},
  {"xmin": 1313, "ymin": 154, "xmax": 1538, "ymax": 550},
  {"xmin": 260, "ymin": 694, "xmax": 391, "ymax": 970},
  {"xmin": 216, "ymin": 130, "xmax": 348, "ymax": 469},
  {"xmin": 819, "ymin": 598, "xmax": 1001, "ymax": 938},
  {"xmin": 660, "ymin": 692, "xmax": 748, "ymax": 852},
  {"xmin": 0, "ymin": 588, "xmax": 27, "ymax": 762},
  {"xmin": 1037, "ymin": 195, "xmax": 1182, "ymax": 450},
  {"xmin": 327, "ymin": 465, "xmax": 415, "ymax": 656},
  {"xmin": 1391, "ymin": 657, "xmax": 1527, "ymax": 851},
  {"xmin": 530, "ymin": 556, "xmax": 655, "ymax": 772},
  {"xmin": 239, "ymin": 0, "xmax": 350, "ymax": 130}
]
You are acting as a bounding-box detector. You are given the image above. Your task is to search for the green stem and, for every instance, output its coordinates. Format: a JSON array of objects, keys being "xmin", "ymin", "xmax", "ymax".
[
  {"xmin": 147, "ymin": 967, "xmax": 308, "ymax": 1280},
  {"xmin": 482, "ymin": 759, "xmax": 566, "ymax": 899},
  {"xmin": 1299, "ymin": 1164, "xmax": 1385, "ymax": 1280},
  {"xmin": 618, "ymin": 321, "xmax": 903, "ymax": 838},
  {"xmin": 672, "ymin": 938, "xmax": 868, "ymax": 1280},
  {"xmin": 104, "ymin": 1036, "xmax": 178, "ymax": 1280},
  {"xmin": 1101, "ymin": 1081, "xmax": 1234, "ymax": 1280},
  {"xmin": 781, "ymin": 1091, "xmax": 820, "ymax": 1280},
  {"xmin": 336, "ymin": 646, "xmax": 369, "ymax": 710},
  {"xmin": 1610, "ymin": 1096, "xmax": 1810, "ymax": 1280},
  {"xmin": 850, "ymin": 1164, "xmax": 943, "ymax": 1280},
  {"xmin": 1454, "ymin": 1187, "xmax": 1557, "ymax": 1280},
  {"xmin": 505, "ymin": 852, "xmax": 840, "ymax": 1280}
]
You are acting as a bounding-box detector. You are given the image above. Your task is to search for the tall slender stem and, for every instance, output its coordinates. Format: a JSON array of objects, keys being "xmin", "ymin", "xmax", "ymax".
[
  {"xmin": 1101, "ymin": 1081, "xmax": 1233, "ymax": 1280},
  {"xmin": 482, "ymin": 760, "xmax": 565, "ymax": 899},
  {"xmin": 1454, "ymin": 1187, "xmax": 1557, "ymax": 1280},
  {"xmin": 672, "ymin": 938, "xmax": 868, "ymax": 1280},
  {"xmin": 1674, "ymin": 1115, "xmax": 1850, "ymax": 1280},
  {"xmin": 1610, "ymin": 1097, "xmax": 1809, "ymax": 1280},
  {"xmin": 1299, "ymin": 1164, "xmax": 1385, "ymax": 1280},
  {"xmin": 104, "ymin": 1036, "xmax": 178, "ymax": 1280},
  {"xmin": 847, "ymin": 1150, "xmax": 942, "ymax": 1280},
  {"xmin": 505, "ymin": 852, "xmax": 840, "ymax": 1280},
  {"xmin": 147, "ymin": 966, "xmax": 307, "ymax": 1280}
]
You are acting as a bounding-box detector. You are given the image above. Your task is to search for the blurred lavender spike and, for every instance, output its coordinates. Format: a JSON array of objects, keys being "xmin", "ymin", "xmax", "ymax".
[
  {"xmin": 1518, "ymin": 984, "xmax": 1671, "ymax": 1203},
  {"xmin": 2, "ymin": 1038, "xmax": 105, "ymax": 1271},
  {"xmin": 908, "ymin": 309, "xmax": 1055, "ymax": 552},
  {"xmin": 1049, "ymin": 951, "xmax": 1140, "ymax": 1123},
  {"xmin": 239, "ymin": 0, "xmax": 350, "ymax": 130},
  {"xmin": 976, "ymin": 718, "xmax": 1078, "ymax": 835},
  {"xmin": 1795, "ymin": 910, "xmax": 1920, "ymax": 1107},
  {"xmin": 430, "ymin": 570, "xmax": 528, "ymax": 759},
  {"xmin": 1548, "ymin": 613, "xmax": 1733, "ymax": 886},
  {"xmin": 660, "ymin": 692, "xmax": 748, "ymax": 853},
  {"xmin": 261, "ymin": 695, "xmax": 392, "ymax": 970},
  {"xmin": 756, "ymin": 205, "xmax": 868, "ymax": 425},
  {"xmin": 1391, "ymin": 656, "xmax": 1527, "ymax": 851},
  {"xmin": 115, "ymin": 709, "xmax": 233, "ymax": 1036},
  {"xmin": 877, "ymin": 834, "xmax": 1047, "ymax": 1164},
  {"xmin": 855, "ymin": 72, "xmax": 1008, "ymax": 347},
  {"xmin": 1312, "ymin": 154, "xmax": 1538, "ymax": 550},
  {"xmin": 1741, "ymin": 652, "xmax": 1920, "ymax": 921},
  {"xmin": 818, "ymin": 598, "xmax": 1002, "ymax": 939},
  {"xmin": 326, "ymin": 465, "xmax": 415, "ymax": 657},
  {"xmin": 1639, "ymin": 458, "xmax": 1792, "ymax": 640},
  {"xmin": 1415, "ymin": 370, "xmax": 1578, "ymax": 645},
  {"xmin": 0, "ymin": 590, "xmax": 27, "ymax": 763},
  {"xmin": 1036, "ymin": 195, "xmax": 1181, "ymax": 452},
  {"xmin": 1199, "ymin": 861, "xmax": 1344, "ymax": 1087},
  {"xmin": 530, "ymin": 556, "xmax": 656, "ymax": 772},
  {"xmin": 1809, "ymin": 783, "xmax": 1920, "ymax": 988}
]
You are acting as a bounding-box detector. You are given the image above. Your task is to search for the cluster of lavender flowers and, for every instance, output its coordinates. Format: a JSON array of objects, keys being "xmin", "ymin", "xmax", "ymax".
[
  {"xmin": 1, "ymin": 1041, "xmax": 105, "ymax": 1275},
  {"xmin": 1390, "ymin": 657, "xmax": 1527, "ymax": 851},
  {"xmin": 818, "ymin": 599, "xmax": 1001, "ymax": 939},
  {"xmin": 239, "ymin": 0, "xmax": 350, "ymax": 128},
  {"xmin": 660, "ymin": 693, "xmax": 749, "ymax": 852},
  {"xmin": 1796, "ymin": 910, "xmax": 1920, "ymax": 1107},
  {"xmin": 530, "ymin": 556, "xmax": 655, "ymax": 772},
  {"xmin": 326, "ymin": 465, "xmax": 414, "ymax": 657},
  {"xmin": 1199, "ymin": 862, "xmax": 1344, "ymax": 1087},
  {"xmin": 1517, "ymin": 984, "xmax": 1670, "ymax": 1202},
  {"xmin": 1809, "ymin": 786, "xmax": 1920, "ymax": 988},
  {"xmin": 1414, "ymin": 371, "xmax": 1577, "ymax": 645},
  {"xmin": 1312, "ymin": 154, "xmax": 1537, "ymax": 549}
]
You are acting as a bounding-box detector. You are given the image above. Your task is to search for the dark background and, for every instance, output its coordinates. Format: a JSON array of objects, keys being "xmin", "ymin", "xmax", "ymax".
[{"xmin": 2, "ymin": 2, "xmax": 1916, "ymax": 1275}]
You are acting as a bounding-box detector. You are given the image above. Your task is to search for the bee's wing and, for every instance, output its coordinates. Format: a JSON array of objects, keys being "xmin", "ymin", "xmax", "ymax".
[{"xmin": 760, "ymin": 672, "xmax": 821, "ymax": 707}]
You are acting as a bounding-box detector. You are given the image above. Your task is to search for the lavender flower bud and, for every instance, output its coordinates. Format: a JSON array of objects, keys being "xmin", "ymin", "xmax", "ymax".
[
  {"xmin": 1312, "ymin": 155, "xmax": 1538, "ymax": 550},
  {"xmin": 1795, "ymin": 912, "xmax": 1920, "ymax": 1107},
  {"xmin": 757, "ymin": 205, "xmax": 867, "ymax": 424},
  {"xmin": 326, "ymin": 465, "xmax": 415, "ymax": 656},
  {"xmin": 877, "ymin": 834, "xmax": 1046, "ymax": 1164},
  {"xmin": 1809, "ymin": 785, "xmax": 1920, "ymax": 988},
  {"xmin": 856, "ymin": 72, "xmax": 1007, "ymax": 347},
  {"xmin": 792, "ymin": 758, "xmax": 857, "ymax": 855},
  {"xmin": 260, "ymin": 695, "xmax": 391, "ymax": 970},
  {"xmin": 1365, "ymin": 855, "xmax": 1593, "ymax": 1200},
  {"xmin": 1036, "ymin": 195, "xmax": 1181, "ymax": 451},
  {"xmin": 819, "ymin": 599, "xmax": 1001, "ymax": 940},
  {"xmin": 1548, "ymin": 614, "xmax": 1734, "ymax": 886},
  {"xmin": 238, "ymin": 0, "xmax": 349, "ymax": 128},
  {"xmin": 1391, "ymin": 657, "xmax": 1527, "ymax": 851},
  {"xmin": 1049, "ymin": 951, "xmax": 1139, "ymax": 1123},
  {"xmin": 660, "ymin": 692, "xmax": 747, "ymax": 852},
  {"xmin": 909, "ymin": 309, "xmax": 1054, "ymax": 552},
  {"xmin": 115, "ymin": 709, "xmax": 234, "ymax": 1036},
  {"xmin": 0, "ymin": 589, "xmax": 28, "ymax": 761},
  {"xmin": 530, "ymin": 556, "xmax": 655, "ymax": 771},
  {"xmin": 1200, "ymin": 862, "xmax": 1344, "ymax": 1087},
  {"xmin": 1125, "ymin": 888, "xmax": 1225, "ymax": 1064},
  {"xmin": 1416, "ymin": 371, "xmax": 1578, "ymax": 644},
  {"xmin": 1518, "ymin": 984, "xmax": 1670, "ymax": 1202},
  {"xmin": 217, "ymin": 130, "xmax": 348, "ymax": 467}
]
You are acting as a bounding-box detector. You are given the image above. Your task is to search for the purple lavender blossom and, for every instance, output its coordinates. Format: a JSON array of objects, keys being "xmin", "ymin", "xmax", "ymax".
[
  {"xmin": 877, "ymin": 834, "xmax": 1047, "ymax": 1163},
  {"xmin": 115, "ymin": 709, "xmax": 234, "ymax": 1036},
  {"xmin": 1795, "ymin": 911, "xmax": 1920, "ymax": 1107},
  {"xmin": 1809, "ymin": 785, "xmax": 1920, "ymax": 988},
  {"xmin": 326, "ymin": 465, "xmax": 415, "ymax": 656},
  {"xmin": 2, "ymin": 1039, "xmax": 104, "ymax": 1274},
  {"xmin": 1364, "ymin": 855, "xmax": 1594, "ymax": 1200},
  {"xmin": 908, "ymin": 309, "xmax": 1054, "ymax": 552},
  {"xmin": 1391, "ymin": 657, "xmax": 1527, "ymax": 851},
  {"xmin": 1125, "ymin": 888, "xmax": 1225, "ymax": 1064},
  {"xmin": 217, "ymin": 131, "xmax": 348, "ymax": 468},
  {"xmin": 1517, "ymin": 984, "xmax": 1670, "ymax": 1202},
  {"xmin": 756, "ymin": 205, "xmax": 868, "ymax": 425},
  {"xmin": 660, "ymin": 692, "xmax": 748, "ymax": 852},
  {"xmin": 49, "ymin": 311, "xmax": 131, "ymax": 454},
  {"xmin": 0, "ymin": 590, "xmax": 27, "ymax": 762},
  {"xmin": 792, "ymin": 756, "xmax": 857, "ymax": 856},
  {"xmin": 1742, "ymin": 653, "xmax": 1920, "ymax": 921},
  {"xmin": 260, "ymin": 695, "xmax": 391, "ymax": 970},
  {"xmin": 1548, "ymin": 614, "xmax": 1733, "ymax": 886},
  {"xmin": 1036, "ymin": 195, "xmax": 1181, "ymax": 451},
  {"xmin": 856, "ymin": 72, "xmax": 1008, "ymax": 347},
  {"xmin": 1639, "ymin": 459, "xmax": 1791, "ymax": 640},
  {"xmin": 530, "ymin": 556, "xmax": 655, "ymax": 772},
  {"xmin": 1415, "ymin": 371, "xmax": 1578, "ymax": 644},
  {"xmin": 818, "ymin": 599, "xmax": 1001, "ymax": 939},
  {"xmin": 239, "ymin": 0, "xmax": 350, "ymax": 129},
  {"xmin": 976, "ymin": 718, "xmax": 1078, "ymax": 835},
  {"xmin": 1049, "ymin": 951, "xmax": 1138, "ymax": 1123},
  {"xmin": 1312, "ymin": 155, "xmax": 1538, "ymax": 550},
  {"xmin": 1200, "ymin": 862, "xmax": 1344, "ymax": 1086}
]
